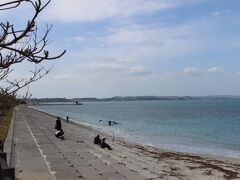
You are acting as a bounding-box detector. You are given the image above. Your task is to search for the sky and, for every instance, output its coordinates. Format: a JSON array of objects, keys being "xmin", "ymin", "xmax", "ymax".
[{"xmin": 2, "ymin": 0, "xmax": 240, "ymax": 98}]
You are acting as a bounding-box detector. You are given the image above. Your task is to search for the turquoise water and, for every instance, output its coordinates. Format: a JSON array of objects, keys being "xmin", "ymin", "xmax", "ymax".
[{"xmin": 33, "ymin": 99, "xmax": 240, "ymax": 158}]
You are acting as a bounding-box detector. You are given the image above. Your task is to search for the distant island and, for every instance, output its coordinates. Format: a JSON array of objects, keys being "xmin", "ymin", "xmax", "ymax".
[{"xmin": 27, "ymin": 95, "xmax": 240, "ymax": 104}]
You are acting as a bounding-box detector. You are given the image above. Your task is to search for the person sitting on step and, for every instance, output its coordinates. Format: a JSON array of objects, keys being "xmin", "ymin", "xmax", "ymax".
[
  {"xmin": 100, "ymin": 138, "xmax": 112, "ymax": 150},
  {"xmin": 94, "ymin": 135, "xmax": 101, "ymax": 145},
  {"xmin": 55, "ymin": 129, "xmax": 64, "ymax": 140}
]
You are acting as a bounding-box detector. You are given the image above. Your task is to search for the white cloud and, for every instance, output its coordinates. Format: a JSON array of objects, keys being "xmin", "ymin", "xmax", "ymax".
[
  {"xmin": 208, "ymin": 67, "xmax": 224, "ymax": 74},
  {"xmin": 93, "ymin": 62, "xmax": 152, "ymax": 76},
  {"xmin": 94, "ymin": 63, "xmax": 151, "ymax": 76},
  {"xmin": 183, "ymin": 68, "xmax": 202, "ymax": 76},
  {"xmin": 96, "ymin": 23, "xmax": 201, "ymax": 63},
  {"xmin": 75, "ymin": 36, "xmax": 86, "ymax": 42},
  {"xmin": 212, "ymin": 11, "xmax": 219, "ymax": 16},
  {"xmin": 51, "ymin": 57, "xmax": 153, "ymax": 85},
  {"xmin": 104, "ymin": 23, "xmax": 196, "ymax": 45},
  {"xmin": 153, "ymin": 67, "xmax": 203, "ymax": 80},
  {"xmin": 129, "ymin": 66, "xmax": 151, "ymax": 75},
  {"xmin": 45, "ymin": 0, "xmax": 179, "ymax": 22},
  {"xmin": 181, "ymin": 67, "xmax": 203, "ymax": 77},
  {"xmin": 64, "ymin": 36, "xmax": 86, "ymax": 43},
  {"xmin": 95, "ymin": 63, "xmax": 128, "ymax": 72},
  {"xmin": 55, "ymin": 73, "xmax": 77, "ymax": 80}
]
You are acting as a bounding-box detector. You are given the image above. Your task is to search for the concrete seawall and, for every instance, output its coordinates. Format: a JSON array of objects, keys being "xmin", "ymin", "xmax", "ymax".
[{"xmin": 4, "ymin": 108, "xmax": 16, "ymax": 167}]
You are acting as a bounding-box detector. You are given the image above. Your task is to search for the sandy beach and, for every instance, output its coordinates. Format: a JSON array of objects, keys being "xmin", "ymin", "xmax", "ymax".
[{"xmin": 9, "ymin": 105, "xmax": 240, "ymax": 180}]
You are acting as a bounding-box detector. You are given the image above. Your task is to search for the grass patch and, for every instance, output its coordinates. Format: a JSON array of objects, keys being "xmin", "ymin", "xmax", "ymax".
[{"xmin": 0, "ymin": 108, "xmax": 13, "ymax": 143}]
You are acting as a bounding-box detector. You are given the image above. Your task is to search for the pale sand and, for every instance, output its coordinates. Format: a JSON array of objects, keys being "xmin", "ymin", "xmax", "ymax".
[
  {"xmin": 87, "ymin": 127, "xmax": 240, "ymax": 180},
  {"xmin": 14, "ymin": 105, "xmax": 240, "ymax": 180}
]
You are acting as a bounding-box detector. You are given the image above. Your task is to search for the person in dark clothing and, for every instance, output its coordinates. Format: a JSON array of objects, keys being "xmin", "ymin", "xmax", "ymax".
[
  {"xmin": 55, "ymin": 116, "xmax": 61, "ymax": 130},
  {"xmin": 101, "ymin": 138, "xmax": 112, "ymax": 150},
  {"xmin": 55, "ymin": 129, "xmax": 64, "ymax": 140},
  {"xmin": 94, "ymin": 135, "xmax": 101, "ymax": 145}
]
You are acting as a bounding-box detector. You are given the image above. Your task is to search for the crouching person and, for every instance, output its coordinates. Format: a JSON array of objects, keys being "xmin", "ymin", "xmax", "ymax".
[
  {"xmin": 55, "ymin": 129, "xmax": 64, "ymax": 140},
  {"xmin": 101, "ymin": 138, "xmax": 112, "ymax": 150},
  {"xmin": 94, "ymin": 135, "xmax": 101, "ymax": 145}
]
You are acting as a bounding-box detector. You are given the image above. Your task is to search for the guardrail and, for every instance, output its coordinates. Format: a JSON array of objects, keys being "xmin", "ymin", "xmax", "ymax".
[{"xmin": 0, "ymin": 141, "xmax": 15, "ymax": 180}]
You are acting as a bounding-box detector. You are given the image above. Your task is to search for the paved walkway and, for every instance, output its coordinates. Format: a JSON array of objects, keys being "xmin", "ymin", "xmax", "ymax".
[{"xmin": 13, "ymin": 106, "xmax": 146, "ymax": 180}]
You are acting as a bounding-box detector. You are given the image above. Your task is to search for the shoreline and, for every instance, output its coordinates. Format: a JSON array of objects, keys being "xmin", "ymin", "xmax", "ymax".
[
  {"xmin": 30, "ymin": 105, "xmax": 240, "ymax": 161},
  {"xmin": 10, "ymin": 105, "xmax": 240, "ymax": 179},
  {"xmin": 28, "ymin": 106, "xmax": 240, "ymax": 179}
]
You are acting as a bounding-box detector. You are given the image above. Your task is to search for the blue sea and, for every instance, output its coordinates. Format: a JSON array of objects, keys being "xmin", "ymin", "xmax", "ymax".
[{"xmin": 33, "ymin": 99, "xmax": 240, "ymax": 159}]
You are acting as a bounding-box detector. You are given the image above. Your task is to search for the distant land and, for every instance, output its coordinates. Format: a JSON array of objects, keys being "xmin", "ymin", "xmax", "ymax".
[{"xmin": 27, "ymin": 95, "xmax": 240, "ymax": 104}]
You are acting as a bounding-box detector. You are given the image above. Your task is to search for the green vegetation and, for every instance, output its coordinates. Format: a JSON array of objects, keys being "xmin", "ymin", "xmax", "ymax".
[{"xmin": 0, "ymin": 108, "xmax": 13, "ymax": 143}]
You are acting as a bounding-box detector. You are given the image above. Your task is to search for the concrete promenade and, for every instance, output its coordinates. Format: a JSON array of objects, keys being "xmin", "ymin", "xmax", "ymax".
[{"xmin": 12, "ymin": 105, "xmax": 146, "ymax": 180}]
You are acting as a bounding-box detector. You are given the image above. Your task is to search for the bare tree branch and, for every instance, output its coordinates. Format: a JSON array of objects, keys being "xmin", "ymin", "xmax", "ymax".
[
  {"xmin": 0, "ymin": 0, "xmax": 66, "ymax": 109},
  {"xmin": 0, "ymin": 0, "xmax": 66, "ymax": 68},
  {"xmin": 0, "ymin": 0, "xmax": 25, "ymax": 10}
]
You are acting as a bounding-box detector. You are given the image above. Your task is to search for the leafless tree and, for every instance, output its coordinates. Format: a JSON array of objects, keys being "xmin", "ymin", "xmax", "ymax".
[{"xmin": 0, "ymin": 0, "xmax": 66, "ymax": 108}]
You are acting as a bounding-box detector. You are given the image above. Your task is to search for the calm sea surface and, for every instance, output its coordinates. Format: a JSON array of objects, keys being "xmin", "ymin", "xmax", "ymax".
[{"xmin": 33, "ymin": 99, "xmax": 240, "ymax": 158}]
